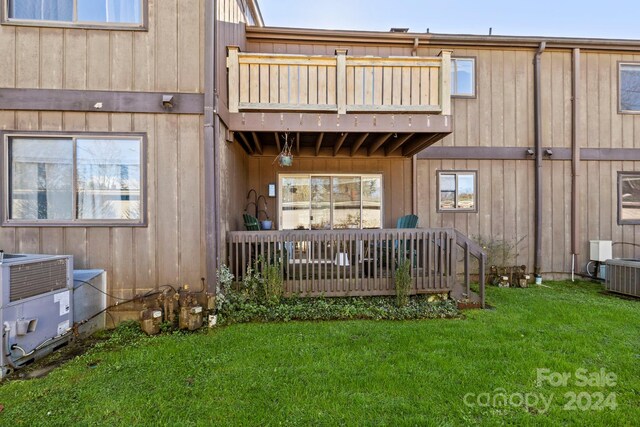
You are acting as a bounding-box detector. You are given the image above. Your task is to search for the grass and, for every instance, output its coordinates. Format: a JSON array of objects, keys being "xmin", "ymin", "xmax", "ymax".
[{"xmin": 0, "ymin": 280, "xmax": 639, "ymax": 426}]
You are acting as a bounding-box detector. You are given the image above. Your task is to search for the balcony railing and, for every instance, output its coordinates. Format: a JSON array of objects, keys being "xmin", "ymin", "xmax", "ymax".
[
  {"xmin": 227, "ymin": 48, "xmax": 452, "ymax": 115},
  {"xmin": 227, "ymin": 228, "xmax": 484, "ymax": 305}
]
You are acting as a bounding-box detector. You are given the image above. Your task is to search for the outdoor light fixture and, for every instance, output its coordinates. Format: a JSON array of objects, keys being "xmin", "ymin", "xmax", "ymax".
[{"xmin": 162, "ymin": 95, "xmax": 174, "ymax": 109}]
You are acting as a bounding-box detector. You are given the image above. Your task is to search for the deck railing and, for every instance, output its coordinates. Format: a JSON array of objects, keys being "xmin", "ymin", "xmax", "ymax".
[
  {"xmin": 227, "ymin": 48, "xmax": 452, "ymax": 115},
  {"xmin": 226, "ymin": 228, "xmax": 484, "ymax": 299}
]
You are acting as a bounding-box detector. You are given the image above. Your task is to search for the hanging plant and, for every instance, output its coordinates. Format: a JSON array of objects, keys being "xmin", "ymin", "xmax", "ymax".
[{"xmin": 274, "ymin": 132, "xmax": 294, "ymax": 167}]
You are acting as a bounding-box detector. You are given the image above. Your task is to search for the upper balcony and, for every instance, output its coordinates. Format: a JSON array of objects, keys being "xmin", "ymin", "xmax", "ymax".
[{"xmin": 226, "ymin": 48, "xmax": 453, "ymax": 157}]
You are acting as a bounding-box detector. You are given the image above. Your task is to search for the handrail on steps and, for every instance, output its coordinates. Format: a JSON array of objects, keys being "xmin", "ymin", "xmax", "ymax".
[{"xmin": 454, "ymin": 229, "xmax": 486, "ymax": 308}]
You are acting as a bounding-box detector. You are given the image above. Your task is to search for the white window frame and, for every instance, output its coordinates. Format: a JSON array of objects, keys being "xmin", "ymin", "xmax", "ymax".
[
  {"xmin": 618, "ymin": 62, "xmax": 640, "ymax": 114},
  {"xmin": 451, "ymin": 57, "xmax": 476, "ymax": 98},
  {"xmin": 2, "ymin": 131, "xmax": 147, "ymax": 227},
  {"xmin": 436, "ymin": 170, "xmax": 477, "ymax": 213},
  {"xmin": 1, "ymin": 0, "xmax": 147, "ymax": 31},
  {"xmin": 277, "ymin": 173, "xmax": 384, "ymax": 230}
]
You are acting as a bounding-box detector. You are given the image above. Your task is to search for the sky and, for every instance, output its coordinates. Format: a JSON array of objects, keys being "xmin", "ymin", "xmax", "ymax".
[{"xmin": 259, "ymin": 0, "xmax": 640, "ymax": 40}]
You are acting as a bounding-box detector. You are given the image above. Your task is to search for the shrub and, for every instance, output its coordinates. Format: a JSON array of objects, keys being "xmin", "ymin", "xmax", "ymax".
[
  {"xmin": 394, "ymin": 258, "xmax": 412, "ymax": 307},
  {"xmin": 260, "ymin": 259, "xmax": 284, "ymax": 306}
]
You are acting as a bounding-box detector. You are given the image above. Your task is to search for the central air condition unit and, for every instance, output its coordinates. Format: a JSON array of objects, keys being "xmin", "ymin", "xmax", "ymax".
[
  {"xmin": 1, "ymin": 254, "xmax": 74, "ymax": 378},
  {"xmin": 605, "ymin": 258, "xmax": 640, "ymax": 298}
]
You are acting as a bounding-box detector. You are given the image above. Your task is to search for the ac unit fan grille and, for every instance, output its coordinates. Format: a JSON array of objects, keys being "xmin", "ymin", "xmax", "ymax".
[{"xmin": 9, "ymin": 259, "xmax": 68, "ymax": 302}]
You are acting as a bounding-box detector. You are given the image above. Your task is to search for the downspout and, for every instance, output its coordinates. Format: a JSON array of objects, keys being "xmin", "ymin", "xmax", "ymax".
[
  {"xmin": 571, "ymin": 48, "xmax": 581, "ymax": 282},
  {"xmin": 247, "ymin": 0, "xmax": 265, "ymax": 27},
  {"xmin": 534, "ymin": 42, "xmax": 546, "ymax": 280},
  {"xmin": 204, "ymin": 0, "xmax": 219, "ymax": 292}
]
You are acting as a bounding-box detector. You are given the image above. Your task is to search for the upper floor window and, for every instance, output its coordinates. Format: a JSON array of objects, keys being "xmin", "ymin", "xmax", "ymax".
[
  {"xmin": 618, "ymin": 172, "xmax": 640, "ymax": 224},
  {"xmin": 4, "ymin": 133, "xmax": 145, "ymax": 226},
  {"xmin": 619, "ymin": 63, "xmax": 640, "ymax": 113},
  {"xmin": 4, "ymin": 0, "xmax": 145, "ymax": 29},
  {"xmin": 437, "ymin": 171, "xmax": 477, "ymax": 212},
  {"xmin": 451, "ymin": 58, "xmax": 476, "ymax": 97}
]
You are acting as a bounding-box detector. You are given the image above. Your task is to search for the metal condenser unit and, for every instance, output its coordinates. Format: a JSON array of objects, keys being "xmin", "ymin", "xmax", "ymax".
[{"xmin": 1, "ymin": 254, "xmax": 74, "ymax": 378}]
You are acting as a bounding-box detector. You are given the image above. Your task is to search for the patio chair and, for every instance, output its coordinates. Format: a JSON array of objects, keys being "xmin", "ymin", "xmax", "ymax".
[
  {"xmin": 396, "ymin": 214, "xmax": 418, "ymax": 229},
  {"xmin": 376, "ymin": 214, "xmax": 420, "ymax": 268},
  {"xmin": 243, "ymin": 213, "xmax": 260, "ymax": 231}
]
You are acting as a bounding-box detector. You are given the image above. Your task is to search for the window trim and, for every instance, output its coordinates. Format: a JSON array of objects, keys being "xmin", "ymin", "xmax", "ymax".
[
  {"xmin": 451, "ymin": 57, "xmax": 477, "ymax": 99},
  {"xmin": 436, "ymin": 170, "xmax": 478, "ymax": 213},
  {"xmin": 617, "ymin": 171, "xmax": 640, "ymax": 225},
  {"xmin": 1, "ymin": 131, "xmax": 147, "ymax": 227},
  {"xmin": 617, "ymin": 61, "xmax": 640, "ymax": 114},
  {"xmin": 1, "ymin": 0, "xmax": 148, "ymax": 31},
  {"xmin": 277, "ymin": 173, "xmax": 384, "ymax": 230}
]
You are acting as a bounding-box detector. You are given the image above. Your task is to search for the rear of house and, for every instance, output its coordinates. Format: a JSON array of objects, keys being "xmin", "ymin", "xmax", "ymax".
[{"xmin": 2, "ymin": 0, "xmax": 640, "ymax": 321}]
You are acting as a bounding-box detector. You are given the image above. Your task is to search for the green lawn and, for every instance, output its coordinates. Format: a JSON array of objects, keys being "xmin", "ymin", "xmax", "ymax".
[{"xmin": 1, "ymin": 281, "xmax": 638, "ymax": 426}]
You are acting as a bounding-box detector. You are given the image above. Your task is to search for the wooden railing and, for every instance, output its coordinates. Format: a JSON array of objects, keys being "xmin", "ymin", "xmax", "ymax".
[
  {"xmin": 227, "ymin": 48, "xmax": 452, "ymax": 115},
  {"xmin": 454, "ymin": 230, "xmax": 486, "ymax": 307},
  {"xmin": 227, "ymin": 228, "xmax": 470, "ymax": 297}
]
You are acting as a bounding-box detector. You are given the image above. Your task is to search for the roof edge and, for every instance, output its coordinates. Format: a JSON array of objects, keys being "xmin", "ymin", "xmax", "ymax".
[{"xmin": 246, "ymin": 26, "xmax": 640, "ymax": 51}]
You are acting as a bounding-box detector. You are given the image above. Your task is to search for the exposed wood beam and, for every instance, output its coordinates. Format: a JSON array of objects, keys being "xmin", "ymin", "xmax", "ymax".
[
  {"xmin": 229, "ymin": 112, "xmax": 452, "ymax": 134},
  {"xmin": 403, "ymin": 133, "xmax": 443, "ymax": 157},
  {"xmin": 385, "ymin": 133, "xmax": 414, "ymax": 156},
  {"xmin": 367, "ymin": 133, "xmax": 393, "ymax": 156},
  {"xmin": 314, "ymin": 133, "xmax": 325, "ymax": 156},
  {"xmin": 236, "ymin": 132, "xmax": 255, "ymax": 155},
  {"xmin": 274, "ymin": 132, "xmax": 280, "ymax": 152},
  {"xmin": 333, "ymin": 132, "xmax": 348, "ymax": 156},
  {"xmin": 350, "ymin": 133, "xmax": 369, "ymax": 156},
  {"xmin": 251, "ymin": 132, "xmax": 263, "ymax": 155}
]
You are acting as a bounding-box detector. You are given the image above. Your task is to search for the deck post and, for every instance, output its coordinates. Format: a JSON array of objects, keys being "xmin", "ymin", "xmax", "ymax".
[
  {"xmin": 335, "ymin": 49, "xmax": 348, "ymax": 115},
  {"xmin": 438, "ymin": 50, "xmax": 452, "ymax": 115},
  {"xmin": 227, "ymin": 46, "xmax": 240, "ymax": 113}
]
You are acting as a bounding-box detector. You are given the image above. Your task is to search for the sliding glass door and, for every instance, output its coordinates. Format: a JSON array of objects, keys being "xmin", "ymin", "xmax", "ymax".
[{"xmin": 279, "ymin": 174, "xmax": 382, "ymax": 230}]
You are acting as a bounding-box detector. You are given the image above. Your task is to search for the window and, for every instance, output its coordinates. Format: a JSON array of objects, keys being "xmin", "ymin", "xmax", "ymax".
[
  {"xmin": 4, "ymin": 0, "xmax": 145, "ymax": 28},
  {"xmin": 279, "ymin": 174, "xmax": 382, "ymax": 230},
  {"xmin": 451, "ymin": 58, "xmax": 475, "ymax": 97},
  {"xmin": 618, "ymin": 172, "xmax": 640, "ymax": 224},
  {"xmin": 619, "ymin": 63, "xmax": 640, "ymax": 113},
  {"xmin": 437, "ymin": 171, "xmax": 477, "ymax": 212},
  {"xmin": 5, "ymin": 134, "xmax": 145, "ymax": 225}
]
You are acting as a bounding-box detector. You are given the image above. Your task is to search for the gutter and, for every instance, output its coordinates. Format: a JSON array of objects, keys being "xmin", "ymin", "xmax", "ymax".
[
  {"xmin": 247, "ymin": 26, "xmax": 640, "ymax": 52},
  {"xmin": 204, "ymin": 0, "xmax": 219, "ymax": 291},
  {"xmin": 247, "ymin": 0, "xmax": 265, "ymax": 27},
  {"xmin": 571, "ymin": 48, "xmax": 581, "ymax": 281},
  {"xmin": 534, "ymin": 42, "xmax": 546, "ymax": 279}
]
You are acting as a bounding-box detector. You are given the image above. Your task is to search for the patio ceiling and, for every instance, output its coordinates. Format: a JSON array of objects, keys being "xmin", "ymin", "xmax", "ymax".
[{"xmin": 233, "ymin": 130, "xmax": 450, "ymax": 157}]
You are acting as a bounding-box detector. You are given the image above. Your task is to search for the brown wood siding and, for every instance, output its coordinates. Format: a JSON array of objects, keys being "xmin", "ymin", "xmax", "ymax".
[
  {"xmin": 243, "ymin": 155, "xmax": 412, "ymax": 230},
  {"xmin": 0, "ymin": 0, "xmax": 204, "ymax": 93},
  {"xmin": 0, "ymin": 112, "xmax": 204, "ymax": 302},
  {"xmin": 216, "ymin": 0, "xmax": 252, "ymax": 116}
]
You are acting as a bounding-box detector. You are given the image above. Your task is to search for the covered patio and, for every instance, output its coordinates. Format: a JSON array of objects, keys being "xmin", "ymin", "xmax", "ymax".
[{"xmin": 220, "ymin": 47, "xmax": 485, "ymax": 305}]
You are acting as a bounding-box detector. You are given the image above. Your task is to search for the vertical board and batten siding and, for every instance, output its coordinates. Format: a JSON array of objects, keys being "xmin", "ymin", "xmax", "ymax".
[
  {"xmin": 244, "ymin": 156, "xmax": 412, "ymax": 230},
  {"xmin": 0, "ymin": 0, "xmax": 217, "ymax": 302},
  {"xmin": 0, "ymin": 0, "xmax": 204, "ymax": 93},
  {"xmin": 0, "ymin": 112, "xmax": 204, "ymax": 303},
  {"xmin": 577, "ymin": 51, "xmax": 640, "ymax": 270}
]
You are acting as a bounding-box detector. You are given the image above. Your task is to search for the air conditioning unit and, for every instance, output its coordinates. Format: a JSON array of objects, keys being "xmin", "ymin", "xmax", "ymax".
[
  {"xmin": 605, "ymin": 259, "xmax": 640, "ymax": 298},
  {"xmin": 73, "ymin": 270, "xmax": 107, "ymax": 338},
  {"xmin": 1, "ymin": 254, "xmax": 74, "ymax": 378}
]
